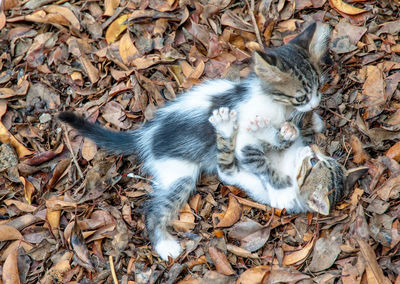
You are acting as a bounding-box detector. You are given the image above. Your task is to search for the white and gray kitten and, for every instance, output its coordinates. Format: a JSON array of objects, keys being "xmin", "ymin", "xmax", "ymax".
[
  {"xmin": 59, "ymin": 22, "xmax": 331, "ymax": 260},
  {"xmin": 210, "ymin": 107, "xmax": 346, "ymax": 215}
]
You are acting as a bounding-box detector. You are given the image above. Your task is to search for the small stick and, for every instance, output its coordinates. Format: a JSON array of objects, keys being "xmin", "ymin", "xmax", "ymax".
[
  {"xmin": 321, "ymin": 106, "xmax": 352, "ymax": 123},
  {"xmin": 246, "ymin": 0, "xmax": 263, "ymax": 47},
  {"xmin": 109, "ymin": 255, "xmax": 118, "ymax": 284},
  {"xmin": 63, "ymin": 125, "xmax": 84, "ymax": 179}
]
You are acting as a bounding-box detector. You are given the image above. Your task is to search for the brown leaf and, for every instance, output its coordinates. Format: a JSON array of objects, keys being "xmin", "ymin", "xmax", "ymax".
[
  {"xmin": 104, "ymin": 0, "xmax": 119, "ymax": 16},
  {"xmin": 375, "ymin": 174, "xmax": 400, "ymax": 201},
  {"xmin": 350, "ymin": 135, "xmax": 369, "ymax": 164},
  {"xmin": 2, "ymin": 248, "xmax": 21, "ymax": 284},
  {"xmin": 361, "ymin": 65, "xmax": 385, "ymax": 108},
  {"xmin": 102, "ymin": 101, "xmax": 132, "ymax": 129},
  {"xmin": 213, "ymin": 194, "xmax": 242, "ymax": 228},
  {"xmin": 220, "ymin": 10, "xmax": 253, "ymax": 32},
  {"xmin": 226, "ymin": 244, "xmax": 258, "ymax": 258},
  {"xmin": 236, "ymin": 266, "xmax": 270, "ymax": 284},
  {"xmin": 19, "ymin": 177, "xmax": 35, "ymax": 204},
  {"xmin": 357, "ymin": 239, "xmax": 391, "ymax": 284},
  {"xmin": 70, "ymin": 219, "xmax": 94, "ymax": 271},
  {"xmin": 119, "ymin": 32, "xmax": 138, "ymax": 66},
  {"xmin": 386, "ymin": 142, "xmax": 400, "ymax": 162},
  {"xmin": 106, "ymin": 14, "xmax": 129, "ymax": 44},
  {"xmin": 81, "ymin": 138, "xmax": 97, "ymax": 162},
  {"xmin": 0, "ymin": 225, "xmax": 23, "ymax": 241},
  {"xmin": 329, "ymin": 0, "xmax": 368, "ymax": 15},
  {"xmin": 309, "ymin": 226, "xmax": 342, "ymax": 272},
  {"xmin": 43, "ymin": 5, "xmax": 81, "ymax": 30},
  {"xmin": 282, "ymin": 237, "xmax": 315, "ymax": 266},
  {"xmin": 208, "ymin": 247, "xmax": 235, "ymax": 276},
  {"xmin": 4, "ymin": 200, "xmax": 37, "ymax": 213},
  {"xmin": 262, "ymin": 268, "xmax": 311, "ymax": 283},
  {"xmin": 376, "ymin": 20, "xmax": 400, "ymax": 36}
]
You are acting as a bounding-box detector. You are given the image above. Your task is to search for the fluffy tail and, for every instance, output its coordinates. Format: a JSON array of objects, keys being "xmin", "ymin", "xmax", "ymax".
[{"xmin": 58, "ymin": 112, "xmax": 138, "ymax": 155}]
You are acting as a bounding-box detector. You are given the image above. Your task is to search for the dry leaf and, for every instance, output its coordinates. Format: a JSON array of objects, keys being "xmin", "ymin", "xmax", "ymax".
[
  {"xmin": 0, "ymin": 225, "xmax": 23, "ymax": 241},
  {"xmin": 82, "ymin": 138, "xmax": 97, "ymax": 162},
  {"xmin": 350, "ymin": 135, "xmax": 369, "ymax": 164},
  {"xmin": 119, "ymin": 32, "xmax": 138, "ymax": 66},
  {"xmin": 386, "ymin": 142, "xmax": 400, "ymax": 162},
  {"xmin": 106, "ymin": 14, "xmax": 129, "ymax": 44},
  {"xmin": 19, "ymin": 177, "xmax": 35, "ymax": 204},
  {"xmin": 208, "ymin": 247, "xmax": 235, "ymax": 276},
  {"xmin": 236, "ymin": 266, "xmax": 270, "ymax": 284},
  {"xmin": 2, "ymin": 248, "xmax": 21, "ymax": 284},
  {"xmin": 104, "ymin": 0, "xmax": 120, "ymax": 16},
  {"xmin": 357, "ymin": 239, "xmax": 391, "ymax": 284},
  {"xmin": 282, "ymin": 237, "xmax": 315, "ymax": 266},
  {"xmin": 329, "ymin": 0, "xmax": 367, "ymax": 15},
  {"xmin": 214, "ymin": 194, "xmax": 242, "ymax": 228}
]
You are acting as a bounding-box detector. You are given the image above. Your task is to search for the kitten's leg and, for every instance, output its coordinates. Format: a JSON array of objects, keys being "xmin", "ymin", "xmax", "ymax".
[
  {"xmin": 209, "ymin": 107, "xmax": 238, "ymax": 175},
  {"xmin": 241, "ymin": 120, "xmax": 297, "ymax": 189},
  {"xmin": 146, "ymin": 160, "xmax": 199, "ymax": 261}
]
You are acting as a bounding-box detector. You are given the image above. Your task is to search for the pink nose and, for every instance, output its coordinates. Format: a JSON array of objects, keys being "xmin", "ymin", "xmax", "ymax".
[{"xmin": 312, "ymin": 104, "xmax": 318, "ymax": 109}]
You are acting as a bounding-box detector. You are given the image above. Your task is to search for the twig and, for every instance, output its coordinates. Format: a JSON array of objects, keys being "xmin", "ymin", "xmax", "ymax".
[
  {"xmin": 245, "ymin": 0, "xmax": 263, "ymax": 47},
  {"xmin": 63, "ymin": 125, "xmax": 84, "ymax": 179},
  {"xmin": 109, "ymin": 255, "xmax": 118, "ymax": 284},
  {"xmin": 321, "ymin": 106, "xmax": 352, "ymax": 123}
]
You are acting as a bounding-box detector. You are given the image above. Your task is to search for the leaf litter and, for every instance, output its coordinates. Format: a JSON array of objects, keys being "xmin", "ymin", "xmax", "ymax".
[{"xmin": 0, "ymin": 0, "xmax": 399, "ymax": 283}]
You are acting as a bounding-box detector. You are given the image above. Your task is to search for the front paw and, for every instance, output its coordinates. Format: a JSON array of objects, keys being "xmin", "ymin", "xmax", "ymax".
[
  {"xmin": 280, "ymin": 122, "xmax": 299, "ymax": 141},
  {"xmin": 209, "ymin": 107, "xmax": 237, "ymax": 138}
]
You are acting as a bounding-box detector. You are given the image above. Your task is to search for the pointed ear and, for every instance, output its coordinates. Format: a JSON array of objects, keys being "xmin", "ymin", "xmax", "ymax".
[
  {"xmin": 307, "ymin": 191, "xmax": 330, "ymax": 216},
  {"xmin": 253, "ymin": 51, "xmax": 287, "ymax": 83},
  {"xmin": 290, "ymin": 22, "xmax": 332, "ymax": 65},
  {"xmin": 345, "ymin": 166, "xmax": 369, "ymax": 193}
]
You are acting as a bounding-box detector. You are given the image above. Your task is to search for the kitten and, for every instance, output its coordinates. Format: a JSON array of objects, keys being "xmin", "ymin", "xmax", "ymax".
[
  {"xmin": 210, "ymin": 107, "xmax": 348, "ymax": 214},
  {"xmin": 58, "ymin": 22, "xmax": 331, "ymax": 260}
]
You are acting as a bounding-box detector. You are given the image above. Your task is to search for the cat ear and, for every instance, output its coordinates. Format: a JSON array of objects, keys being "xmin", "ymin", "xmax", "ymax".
[
  {"xmin": 290, "ymin": 22, "xmax": 332, "ymax": 66},
  {"xmin": 307, "ymin": 190, "xmax": 330, "ymax": 216},
  {"xmin": 253, "ymin": 51, "xmax": 288, "ymax": 82},
  {"xmin": 344, "ymin": 166, "xmax": 369, "ymax": 193}
]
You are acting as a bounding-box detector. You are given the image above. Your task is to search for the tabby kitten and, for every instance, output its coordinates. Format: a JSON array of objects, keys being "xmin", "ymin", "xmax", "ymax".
[
  {"xmin": 59, "ymin": 22, "xmax": 331, "ymax": 260},
  {"xmin": 210, "ymin": 107, "xmax": 347, "ymax": 215}
]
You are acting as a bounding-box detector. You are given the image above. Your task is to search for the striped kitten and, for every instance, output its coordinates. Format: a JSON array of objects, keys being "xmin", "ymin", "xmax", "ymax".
[
  {"xmin": 58, "ymin": 22, "xmax": 331, "ymax": 260},
  {"xmin": 210, "ymin": 107, "xmax": 368, "ymax": 215},
  {"xmin": 210, "ymin": 107, "xmax": 347, "ymax": 215}
]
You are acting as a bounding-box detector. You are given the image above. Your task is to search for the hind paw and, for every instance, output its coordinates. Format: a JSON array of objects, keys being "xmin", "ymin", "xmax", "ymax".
[
  {"xmin": 154, "ymin": 238, "xmax": 182, "ymax": 261},
  {"xmin": 209, "ymin": 107, "xmax": 237, "ymax": 138}
]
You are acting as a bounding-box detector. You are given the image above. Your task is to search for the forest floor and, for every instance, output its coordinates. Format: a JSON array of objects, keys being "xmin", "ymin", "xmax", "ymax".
[{"xmin": 0, "ymin": 0, "xmax": 399, "ymax": 283}]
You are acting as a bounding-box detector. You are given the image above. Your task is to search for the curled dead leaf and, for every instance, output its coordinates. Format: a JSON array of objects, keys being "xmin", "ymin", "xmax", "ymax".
[
  {"xmin": 106, "ymin": 14, "xmax": 129, "ymax": 44},
  {"xmin": 282, "ymin": 237, "xmax": 315, "ymax": 266},
  {"xmin": 19, "ymin": 177, "xmax": 35, "ymax": 204},
  {"xmin": 329, "ymin": 0, "xmax": 367, "ymax": 15},
  {"xmin": 213, "ymin": 194, "xmax": 242, "ymax": 228}
]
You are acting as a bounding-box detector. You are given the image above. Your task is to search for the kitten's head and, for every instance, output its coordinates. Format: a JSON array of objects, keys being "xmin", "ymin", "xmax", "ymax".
[
  {"xmin": 295, "ymin": 146, "xmax": 367, "ymax": 215},
  {"xmin": 253, "ymin": 22, "xmax": 332, "ymax": 112}
]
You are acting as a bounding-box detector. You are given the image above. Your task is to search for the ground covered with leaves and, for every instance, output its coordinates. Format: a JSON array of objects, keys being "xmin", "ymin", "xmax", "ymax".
[{"xmin": 0, "ymin": 0, "xmax": 399, "ymax": 283}]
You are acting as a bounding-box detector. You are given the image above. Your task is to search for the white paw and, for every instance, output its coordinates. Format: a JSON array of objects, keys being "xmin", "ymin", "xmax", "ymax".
[
  {"xmin": 154, "ymin": 238, "xmax": 182, "ymax": 261},
  {"xmin": 298, "ymin": 146, "xmax": 313, "ymax": 160},
  {"xmin": 246, "ymin": 116, "xmax": 270, "ymax": 132},
  {"xmin": 280, "ymin": 122, "xmax": 299, "ymax": 141},
  {"xmin": 209, "ymin": 107, "xmax": 237, "ymax": 138}
]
